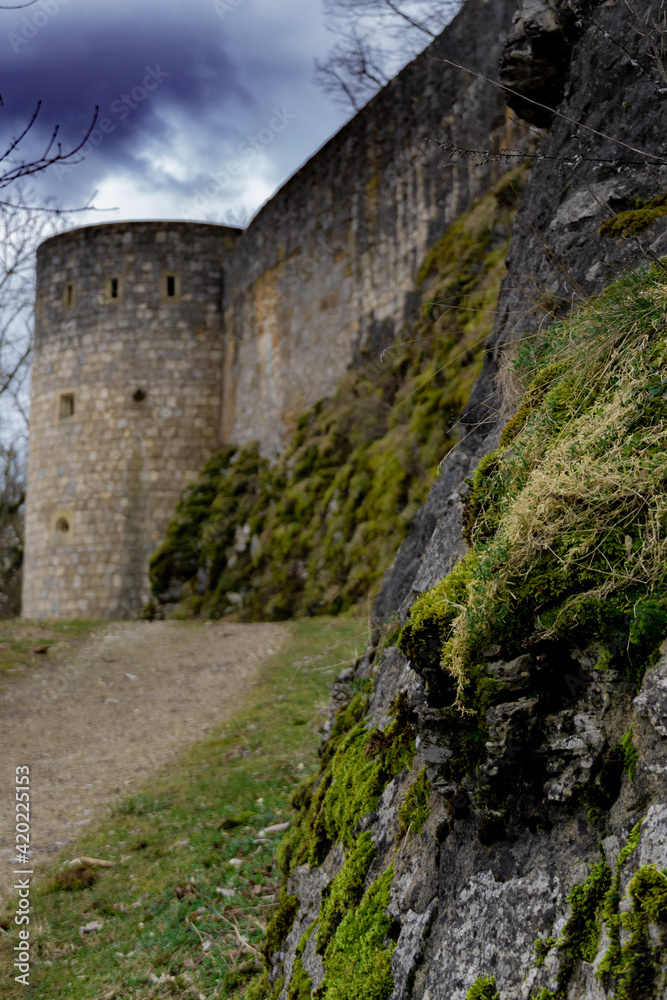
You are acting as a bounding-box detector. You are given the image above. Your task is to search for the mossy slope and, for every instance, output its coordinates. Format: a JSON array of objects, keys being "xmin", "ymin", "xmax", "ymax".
[
  {"xmin": 244, "ymin": 683, "xmax": 418, "ymax": 1000},
  {"xmin": 399, "ymin": 263, "xmax": 667, "ymax": 707},
  {"xmin": 149, "ymin": 170, "xmax": 526, "ymax": 621}
]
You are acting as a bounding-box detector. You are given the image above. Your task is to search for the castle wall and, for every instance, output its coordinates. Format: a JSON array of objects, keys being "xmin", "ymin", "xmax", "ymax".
[
  {"xmin": 23, "ymin": 0, "xmax": 523, "ymax": 619},
  {"xmin": 221, "ymin": 0, "xmax": 519, "ymax": 455},
  {"xmin": 22, "ymin": 221, "xmax": 240, "ymax": 620}
]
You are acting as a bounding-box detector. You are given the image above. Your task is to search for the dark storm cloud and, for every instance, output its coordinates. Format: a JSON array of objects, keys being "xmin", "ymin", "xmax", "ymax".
[{"xmin": 1, "ymin": 0, "xmax": 348, "ymax": 222}]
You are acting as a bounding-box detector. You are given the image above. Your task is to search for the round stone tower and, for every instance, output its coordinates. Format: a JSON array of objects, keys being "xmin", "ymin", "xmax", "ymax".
[{"xmin": 22, "ymin": 220, "xmax": 240, "ymax": 620}]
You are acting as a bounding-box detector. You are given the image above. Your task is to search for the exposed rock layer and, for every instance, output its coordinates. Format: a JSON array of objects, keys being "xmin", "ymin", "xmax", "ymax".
[{"xmin": 268, "ymin": 1, "xmax": 667, "ymax": 997}]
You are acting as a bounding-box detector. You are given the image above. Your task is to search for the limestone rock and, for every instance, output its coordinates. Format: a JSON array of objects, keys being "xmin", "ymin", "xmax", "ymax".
[{"xmin": 634, "ymin": 655, "xmax": 667, "ymax": 737}]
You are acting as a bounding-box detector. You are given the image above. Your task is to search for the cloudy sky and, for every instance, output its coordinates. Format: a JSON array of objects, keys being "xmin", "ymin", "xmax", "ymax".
[{"xmin": 2, "ymin": 0, "xmax": 374, "ymax": 227}]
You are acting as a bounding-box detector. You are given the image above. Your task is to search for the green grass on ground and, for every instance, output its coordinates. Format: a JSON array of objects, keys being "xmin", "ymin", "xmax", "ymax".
[
  {"xmin": 0, "ymin": 620, "xmax": 103, "ymax": 674},
  {"xmin": 0, "ymin": 615, "xmax": 367, "ymax": 999}
]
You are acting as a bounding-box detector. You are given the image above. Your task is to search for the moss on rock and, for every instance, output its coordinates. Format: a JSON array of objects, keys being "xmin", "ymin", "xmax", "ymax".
[
  {"xmin": 556, "ymin": 858, "xmax": 612, "ymax": 992},
  {"xmin": 464, "ymin": 974, "xmax": 500, "ymax": 999},
  {"xmin": 149, "ymin": 170, "xmax": 526, "ymax": 622},
  {"xmin": 278, "ymin": 689, "xmax": 416, "ymax": 876},
  {"xmin": 599, "ymin": 192, "xmax": 667, "ymax": 238},
  {"xmin": 397, "ymin": 767, "xmax": 431, "ymax": 840},
  {"xmin": 263, "ymin": 888, "xmax": 300, "ymax": 960},
  {"xmin": 400, "ymin": 263, "xmax": 667, "ymax": 708},
  {"xmin": 315, "ymin": 866, "xmax": 396, "ymax": 1000}
]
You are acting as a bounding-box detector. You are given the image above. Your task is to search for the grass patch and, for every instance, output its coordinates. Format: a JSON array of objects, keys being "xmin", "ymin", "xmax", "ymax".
[
  {"xmin": 400, "ymin": 263, "xmax": 667, "ymax": 709},
  {"xmin": 0, "ymin": 615, "xmax": 366, "ymax": 1000},
  {"xmin": 0, "ymin": 620, "xmax": 103, "ymax": 674}
]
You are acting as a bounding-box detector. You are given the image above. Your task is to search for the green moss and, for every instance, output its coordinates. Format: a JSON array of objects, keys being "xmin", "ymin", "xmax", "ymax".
[
  {"xmin": 314, "ymin": 866, "xmax": 395, "ymax": 1000},
  {"xmin": 243, "ymin": 973, "xmax": 285, "ymax": 1000},
  {"xmin": 593, "ymin": 820, "xmax": 665, "ymax": 1000},
  {"xmin": 400, "ymin": 263, "xmax": 667, "ymax": 706},
  {"xmin": 595, "ymin": 822, "xmax": 642, "ymax": 988},
  {"xmin": 287, "ymin": 958, "xmax": 313, "ymax": 1000},
  {"xmin": 418, "ymin": 167, "xmax": 526, "ymax": 285},
  {"xmin": 397, "ymin": 555, "xmax": 475, "ymax": 696},
  {"xmin": 628, "ymin": 863, "xmax": 667, "ymax": 922},
  {"xmin": 556, "ymin": 858, "xmax": 612, "ymax": 991},
  {"xmin": 618, "ymin": 728, "xmax": 639, "ymax": 782},
  {"xmin": 150, "ymin": 171, "xmax": 522, "ymax": 623},
  {"xmin": 295, "ymin": 919, "xmax": 317, "ymax": 959},
  {"xmin": 533, "ymin": 936, "xmax": 556, "ymax": 969},
  {"xmin": 599, "ymin": 192, "xmax": 667, "ymax": 237},
  {"xmin": 397, "ymin": 768, "xmax": 431, "ymax": 840},
  {"xmin": 263, "ymin": 889, "xmax": 300, "ymax": 959},
  {"xmin": 464, "ymin": 974, "xmax": 500, "ymax": 1000},
  {"xmin": 316, "ymin": 834, "xmax": 377, "ymax": 953},
  {"xmin": 278, "ymin": 690, "xmax": 415, "ymax": 878},
  {"xmin": 628, "ymin": 599, "xmax": 667, "ymax": 667},
  {"xmin": 602, "ymin": 862, "xmax": 667, "ymax": 999}
]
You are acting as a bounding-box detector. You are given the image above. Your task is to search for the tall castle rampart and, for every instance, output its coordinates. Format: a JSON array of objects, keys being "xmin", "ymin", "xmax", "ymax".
[
  {"xmin": 221, "ymin": 0, "xmax": 517, "ymax": 455},
  {"xmin": 23, "ymin": 0, "xmax": 518, "ymax": 618},
  {"xmin": 22, "ymin": 221, "xmax": 239, "ymax": 619}
]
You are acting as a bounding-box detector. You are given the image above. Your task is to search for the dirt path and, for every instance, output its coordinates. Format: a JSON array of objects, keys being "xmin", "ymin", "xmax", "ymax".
[{"xmin": 0, "ymin": 620, "xmax": 286, "ymax": 904}]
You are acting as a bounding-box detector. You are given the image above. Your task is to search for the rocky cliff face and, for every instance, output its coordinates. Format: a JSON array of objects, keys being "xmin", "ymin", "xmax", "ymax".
[{"xmin": 253, "ymin": 2, "xmax": 667, "ymax": 998}]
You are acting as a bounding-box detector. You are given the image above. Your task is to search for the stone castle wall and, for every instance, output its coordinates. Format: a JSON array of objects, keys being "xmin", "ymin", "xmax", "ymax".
[
  {"xmin": 24, "ymin": 0, "xmax": 521, "ymax": 618},
  {"xmin": 22, "ymin": 221, "xmax": 239, "ymax": 619},
  {"xmin": 221, "ymin": 0, "xmax": 519, "ymax": 455}
]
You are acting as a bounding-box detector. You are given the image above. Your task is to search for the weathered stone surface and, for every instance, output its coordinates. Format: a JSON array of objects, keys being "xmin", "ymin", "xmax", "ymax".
[
  {"xmin": 274, "ymin": 4, "xmax": 667, "ymax": 998},
  {"xmin": 390, "ymin": 899, "xmax": 438, "ymax": 1000},
  {"xmin": 500, "ymin": 0, "xmax": 582, "ymax": 126},
  {"xmin": 637, "ymin": 802, "xmax": 667, "ymax": 870},
  {"xmin": 422, "ymin": 868, "xmax": 560, "ymax": 999},
  {"xmin": 222, "ymin": 0, "xmax": 519, "ymax": 458},
  {"xmin": 634, "ymin": 654, "xmax": 667, "ymax": 737},
  {"xmin": 24, "ymin": 221, "xmax": 238, "ymax": 619}
]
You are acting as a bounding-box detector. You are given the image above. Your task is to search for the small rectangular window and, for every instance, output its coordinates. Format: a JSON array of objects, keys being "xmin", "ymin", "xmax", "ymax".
[
  {"xmin": 59, "ymin": 392, "xmax": 75, "ymax": 421},
  {"xmin": 104, "ymin": 276, "xmax": 122, "ymax": 303},
  {"xmin": 161, "ymin": 271, "xmax": 181, "ymax": 300},
  {"xmin": 63, "ymin": 281, "xmax": 76, "ymax": 309}
]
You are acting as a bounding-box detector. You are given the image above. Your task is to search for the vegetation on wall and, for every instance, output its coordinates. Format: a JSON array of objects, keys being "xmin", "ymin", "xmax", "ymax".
[
  {"xmin": 399, "ymin": 262, "xmax": 667, "ymax": 708},
  {"xmin": 245, "ymin": 681, "xmax": 418, "ymax": 1000},
  {"xmin": 149, "ymin": 168, "xmax": 526, "ymax": 621},
  {"xmin": 275, "ymin": 687, "xmax": 415, "ymax": 876}
]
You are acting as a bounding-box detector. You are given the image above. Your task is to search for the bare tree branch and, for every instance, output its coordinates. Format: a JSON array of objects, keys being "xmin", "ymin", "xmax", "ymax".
[
  {"xmin": 0, "ymin": 102, "xmax": 100, "ymax": 190},
  {"xmin": 316, "ymin": 0, "xmax": 463, "ymax": 109},
  {"xmin": 0, "ymin": 442, "xmax": 24, "ymax": 618},
  {"xmin": 315, "ymin": 29, "xmax": 390, "ymax": 110}
]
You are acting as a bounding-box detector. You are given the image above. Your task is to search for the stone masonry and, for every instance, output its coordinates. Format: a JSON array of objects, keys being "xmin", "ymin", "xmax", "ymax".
[
  {"xmin": 22, "ymin": 221, "xmax": 239, "ymax": 619},
  {"xmin": 23, "ymin": 0, "xmax": 519, "ymax": 618}
]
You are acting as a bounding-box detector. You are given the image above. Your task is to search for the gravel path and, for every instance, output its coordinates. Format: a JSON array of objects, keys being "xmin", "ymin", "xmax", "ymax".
[{"xmin": 0, "ymin": 620, "xmax": 286, "ymax": 904}]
